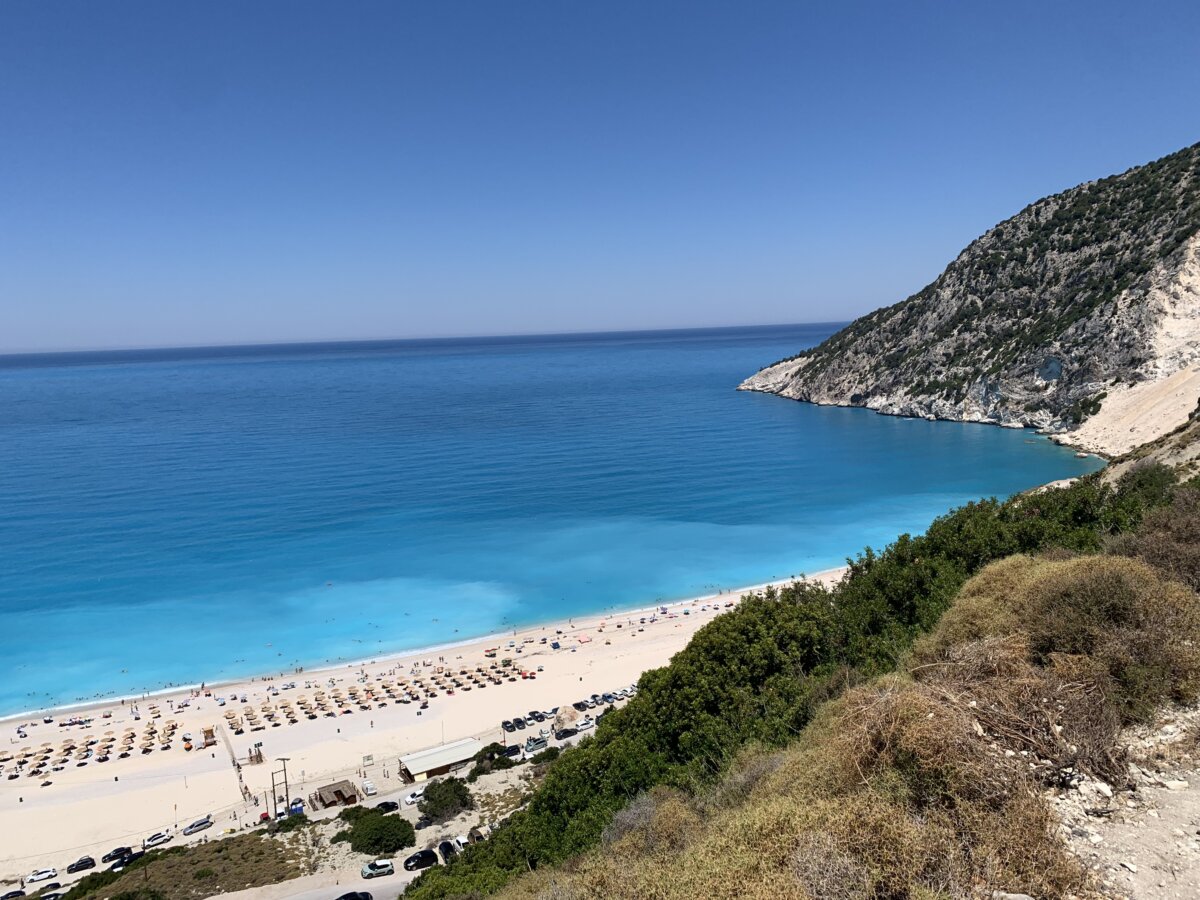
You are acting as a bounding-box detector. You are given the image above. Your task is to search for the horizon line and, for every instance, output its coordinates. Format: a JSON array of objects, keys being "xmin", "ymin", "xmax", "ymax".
[{"xmin": 0, "ymin": 320, "xmax": 846, "ymax": 363}]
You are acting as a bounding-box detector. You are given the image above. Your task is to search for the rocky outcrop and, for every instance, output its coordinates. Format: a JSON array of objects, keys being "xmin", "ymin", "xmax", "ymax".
[{"xmin": 741, "ymin": 143, "xmax": 1200, "ymax": 453}]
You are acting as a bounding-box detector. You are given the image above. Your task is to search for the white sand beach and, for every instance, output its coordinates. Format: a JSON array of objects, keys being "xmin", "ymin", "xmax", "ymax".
[{"xmin": 0, "ymin": 569, "xmax": 846, "ymax": 884}]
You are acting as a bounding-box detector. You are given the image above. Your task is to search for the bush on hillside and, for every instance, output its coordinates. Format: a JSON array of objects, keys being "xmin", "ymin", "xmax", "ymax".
[
  {"xmin": 914, "ymin": 554, "xmax": 1200, "ymax": 725},
  {"xmin": 418, "ymin": 777, "xmax": 474, "ymax": 821},
  {"xmin": 268, "ymin": 812, "xmax": 311, "ymax": 833},
  {"xmin": 338, "ymin": 804, "xmax": 381, "ymax": 824},
  {"xmin": 1109, "ymin": 487, "xmax": 1200, "ymax": 590},
  {"xmin": 467, "ymin": 743, "xmax": 519, "ymax": 782},
  {"xmin": 346, "ymin": 813, "xmax": 416, "ymax": 856}
]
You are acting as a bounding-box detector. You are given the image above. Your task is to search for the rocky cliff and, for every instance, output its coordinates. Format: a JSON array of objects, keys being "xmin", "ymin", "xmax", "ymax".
[{"xmin": 740, "ymin": 142, "xmax": 1200, "ymax": 455}]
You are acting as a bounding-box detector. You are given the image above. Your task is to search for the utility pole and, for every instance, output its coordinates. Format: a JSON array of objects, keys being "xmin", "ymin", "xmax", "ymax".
[{"xmin": 270, "ymin": 757, "xmax": 291, "ymax": 818}]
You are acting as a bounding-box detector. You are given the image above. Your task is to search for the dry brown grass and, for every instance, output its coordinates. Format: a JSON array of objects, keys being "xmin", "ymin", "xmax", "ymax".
[
  {"xmin": 66, "ymin": 831, "xmax": 305, "ymax": 900},
  {"xmin": 496, "ymin": 675, "xmax": 1089, "ymax": 900},
  {"xmin": 915, "ymin": 554, "xmax": 1200, "ymax": 726}
]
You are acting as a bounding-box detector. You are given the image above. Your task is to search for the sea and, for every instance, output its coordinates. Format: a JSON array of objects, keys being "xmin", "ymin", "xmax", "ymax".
[{"xmin": 0, "ymin": 324, "xmax": 1103, "ymax": 717}]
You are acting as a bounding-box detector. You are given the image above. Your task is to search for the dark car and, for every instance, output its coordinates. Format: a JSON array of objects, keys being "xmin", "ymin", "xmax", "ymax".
[
  {"xmin": 101, "ymin": 847, "xmax": 131, "ymax": 864},
  {"xmin": 110, "ymin": 850, "xmax": 144, "ymax": 871},
  {"xmin": 415, "ymin": 814, "xmax": 433, "ymax": 830},
  {"xmin": 572, "ymin": 701, "xmax": 588, "ymax": 712},
  {"xmin": 335, "ymin": 893, "xmax": 373, "ymax": 900},
  {"xmin": 438, "ymin": 840, "xmax": 458, "ymax": 862},
  {"xmin": 526, "ymin": 710, "xmax": 543, "ymax": 722},
  {"xmin": 554, "ymin": 727, "xmax": 578, "ymax": 740},
  {"xmin": 374, "ymin": 800, "xmax": 399, "ymax": 813},
  {"xmin": 500, "ymin": 719, "xmax": 515, "ymax": 732},
  {"xmin": 67, "ymin": 856, "xmax": 95, "ymax": 874},
  {"xmin": 403, "ymin": 849, "xmax": 439, "ymax": 871},
  {"xmin": 1, "ymin": 891, "xmax": 25, "ymax": 900},
  {"xmin": 513, "ymin": 716, "xmax": 527, "ymax": 729},
  {"xmin": 500, "ymin": 743, "xmax": 521, "ymax": 758}
]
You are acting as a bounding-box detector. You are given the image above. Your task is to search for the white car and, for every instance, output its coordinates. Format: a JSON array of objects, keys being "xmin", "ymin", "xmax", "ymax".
[
  {"xmin": 577, "ymin": 717, "xmax": 594, "ymax": 731},
  {"xmin": 403, "ymin": 786, "xmax": 426, "ymax": 805},
  {"xmin": 362, "ymin": 779, "xmax": 378, "ymax": 796},
  {"xmin": 27, "ymin": 868, "xmax": 57, "ymax": 883},
  {"xmin": 361, "ymin": 858, "xmax": 394, "ymax": 879},
  {"xmin": 143, "ymin": 831, "xmax": 171, "ymax": 848}
]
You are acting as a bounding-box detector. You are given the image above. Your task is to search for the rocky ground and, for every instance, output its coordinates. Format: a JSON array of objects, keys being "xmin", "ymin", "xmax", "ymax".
[{"xmin": 1051, "ymin": 706, "xmax": 1200, "ymax": 899}]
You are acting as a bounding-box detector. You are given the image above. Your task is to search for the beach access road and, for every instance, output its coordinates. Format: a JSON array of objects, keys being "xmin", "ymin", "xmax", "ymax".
[{"xmin": 213, "ymin": 866, "xmax": 418, "ymax": 900}]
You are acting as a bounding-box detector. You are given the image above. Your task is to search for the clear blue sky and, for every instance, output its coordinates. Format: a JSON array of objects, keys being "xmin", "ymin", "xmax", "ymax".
[{"xmin": 2, "ymin": 1, "xmax": 1199, "ymax": 351}]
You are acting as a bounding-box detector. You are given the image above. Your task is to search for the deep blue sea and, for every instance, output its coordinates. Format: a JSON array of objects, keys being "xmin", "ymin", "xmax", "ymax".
[{"xmin": 0, "ymin": 324, "xmax": 1103, "ymax": 715}]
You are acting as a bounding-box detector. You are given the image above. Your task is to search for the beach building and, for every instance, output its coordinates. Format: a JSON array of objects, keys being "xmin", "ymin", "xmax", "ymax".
[
  {"xmin": 398, "ymin": 737, "xmax": 482, "ymax": 782},
  {"xmin": 310, "ymin": 779, "xmax": 359, "ymax": 809}
]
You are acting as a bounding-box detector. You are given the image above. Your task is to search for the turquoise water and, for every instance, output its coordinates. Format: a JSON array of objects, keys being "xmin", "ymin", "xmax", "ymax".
[{"xmin": 0, "ymin": 325, "xmax": 1102, "ymax": 715}]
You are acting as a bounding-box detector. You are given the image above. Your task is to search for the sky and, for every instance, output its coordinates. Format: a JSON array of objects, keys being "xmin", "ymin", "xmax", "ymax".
[{"xmin": 2, "ymin": 1, "xmax": 1199, "ymax": 352}]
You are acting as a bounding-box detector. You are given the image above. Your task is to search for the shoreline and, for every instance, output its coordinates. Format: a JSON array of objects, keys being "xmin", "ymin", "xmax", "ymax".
[
  {"xmin": 0, "ymin": 569, "xmax": 846, "ymax": 727},
  {"xmin": 0, "ymin": 565, "xmax": 847, "ymax": 878}
]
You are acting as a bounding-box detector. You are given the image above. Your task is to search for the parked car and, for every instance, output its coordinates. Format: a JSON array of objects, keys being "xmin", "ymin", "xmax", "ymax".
[
  {"xmin": 524, "ymin": 736, "xmax": 548, "ymax": 754},
  {"xmin": 500, "ymin": 744, "xmax": 521, "ymax": 758},
  {"xmin": 403, "ymin": 786, "xmax": 425, "ymax": 806},
  {"xmin": 512, "ymin": 716, "xmax": 526, "ymax": 730},
  {"xmin": 66, "ymin": 856, "xmax": 95, "ymax": 874},
  {"xmin": 527, "ymin": 710, "xmax": 545, "ymax": 722},
  {"xmin": 335, "ymin": 893, "xmax": 373, "ymax": 900},
  {"xmin": 438, "ymin": 840, "xmax": 458, "ymax": 862},
  {"xmin": 361, "ymin": 859, "xmax": 394, "ymax": 879},
  {"xmin": 110, "ymin": 850, "xmax": 144, "ymax": 871},
  {"xmin": 554, "ymin": 727, "xmax": 578, "ymax": 740},
  {"xmin": 577, "ymin": 717, "xmax": 594, "ymax": 731},
  {"xmin": 501, "ymin": 719, "xmax": 515, "ymax": 732},
  {"xmin": 143, "ymin": 831, "xmax": 171, "ymax": 848},
  {"xmin": 572, "ymin": 701, "xmax": 588, "ymax": 712},
  {"xmin": 0, "ymin": 891, "xmax": 24, "ymax": 899},
  {"xmin": 374, "ymin": 800, "xmax": 399, "ymax": 813},
  {"xmin": 101, "ymin": 847, "xmax": 131, "ymax": 864},
  {"xmin": 26, "ymin": 870, "xmax": 56, "ymax": 884},
  {"xmin": 402, "ymin": 849, "xmax": 439, "ymax": 871},
  {"xmin": 361, "ymin": 779, "xmax": 377, "ymax": 796},
  {"xmin": 182, "ymin": 815, "xmax": 212, "ymax": 835},
  {"xmin": 415, "ymin": 814, "xmax": 433, "ymax": 830}
]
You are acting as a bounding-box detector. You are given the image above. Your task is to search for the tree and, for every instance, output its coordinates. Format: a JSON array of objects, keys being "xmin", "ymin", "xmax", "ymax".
[
  {"xmin": 348, "ymin": 814, "xmax": 416, "ymax": 856},
  {"xmin": 418, "ymin": 777, "xmax": 474, "ymax": 820}
]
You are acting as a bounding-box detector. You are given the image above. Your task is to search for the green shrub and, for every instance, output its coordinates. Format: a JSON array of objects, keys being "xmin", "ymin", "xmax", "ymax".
[
  {"xmin": 347, "ymin": 814, "xmax": 416, "ymax": 856},
  {"xmin": 418, "ymin": 777, "xmax": 474, "ymax": 820},
  {"xmin": 192, "ymin": 867, "xmax": 216, "ymax": 880},
  {"xmin": 530, "ymin": 746, "xmax": 561, "ymax": 766},
  {"xmin": 338, "ymin": 804, "xmax": 381, "ymax": 823},
  {"xmin": 468, "ymin": 743, "xmax": 519, "ymax": 782},
  {"xmin": 268, "ymin": 812, "xmax": 311, "ymax": 833},
  {"xmin": 1109, "ymin": 487, "xmax": 1200, "ymax": 590}
]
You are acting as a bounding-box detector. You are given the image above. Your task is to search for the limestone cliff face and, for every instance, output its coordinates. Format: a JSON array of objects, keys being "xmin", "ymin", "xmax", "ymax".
[{"xmin": 741, "ymin": 143, "xmax": 1200, "ymax": 445}]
